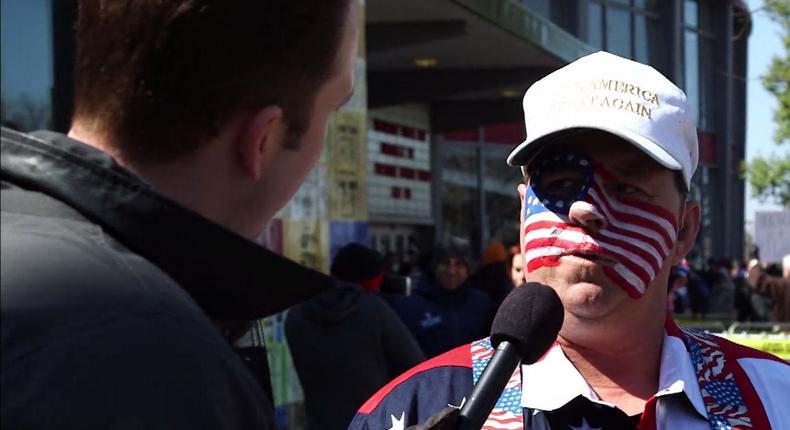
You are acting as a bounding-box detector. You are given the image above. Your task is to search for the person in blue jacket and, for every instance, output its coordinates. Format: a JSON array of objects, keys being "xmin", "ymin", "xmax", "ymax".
[{"xmin": 389, "ymin": 244, "xmax": 496, "ymax": 359}]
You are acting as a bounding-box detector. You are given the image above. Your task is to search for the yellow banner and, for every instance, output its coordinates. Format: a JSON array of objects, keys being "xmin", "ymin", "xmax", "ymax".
[
  {"xmin": 282, "ymin": 219, "xmax": 329, "ymax": 273},
  {"xmin": 327, "ymin": 110, "xmax": 368, "ymax": 220},
  {"xmin": 721, "ymin": 336, "xmax": 790, "ymax": 360}
]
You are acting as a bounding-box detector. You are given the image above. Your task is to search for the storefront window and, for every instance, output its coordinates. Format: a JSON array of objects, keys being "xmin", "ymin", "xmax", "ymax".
[
  {"xmin": 483, "ymin": 147, "xmax": 522, "ymax": 247},
  {"xmin": 587, "ymin": 2, "xmax": 604, "ymax": 49},
  {"xmin": 606, "ymin": 7, "xmax": 631, "ymax": 57},
  {"xmin": 634, "ymin": 14, "xmax": 648, "ymax": 63},
  {"xmin": 684, "ymin": 0, "xmax": 698, "ymax": 26},
  {"xmin": 684, "ymin": 0, "xmax": 720, "ymax": 260},
  {"xmin": 441, "ymin": 144, "xmax": 479, "ymax": 249},
  {"xmin": 698, "ymin": 36, "xmax": 715, "ymax": 131},
  {"xmin": 586, "ymin": 0, "xmax": 660, "ymax": 64},
  {"xmin": 684, "ymin": 0, "xmax": 716, "ymax": 131},
  {"xmin": 684, "ymin": 29, "xmax": 700, "ymax": 124},
  {"xmin": 1, "ymin": 0, "xmax": 54, "ymax": 131},
  {"xmin": 691, "ymin": 166, "xmax": 713, "ymax": 260},
  {"xmin": 524, "ymin": 0, "xmax": 550, "ymax": 19}
]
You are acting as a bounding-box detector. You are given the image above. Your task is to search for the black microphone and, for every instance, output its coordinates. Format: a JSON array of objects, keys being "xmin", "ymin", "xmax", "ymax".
[{"xmin": 458, "ymin": 283, "xmax": 564, "ymax": 430}]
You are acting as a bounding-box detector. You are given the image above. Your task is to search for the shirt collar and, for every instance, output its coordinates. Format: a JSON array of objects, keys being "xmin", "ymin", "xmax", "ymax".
[
  {"xmin": 521, "ymin": 330, "xmax": 708, "ymax": 419},
  {"xmin": 658, "ymin": 331, "xmax": 707, "ymax": 418}
]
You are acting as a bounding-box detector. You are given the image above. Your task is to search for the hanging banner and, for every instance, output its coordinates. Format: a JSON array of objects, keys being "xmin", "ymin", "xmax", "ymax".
[
  {"xmin": 754, "ymin": 210, "xmax": 790, "ymax": 264},
  {"xmin": 257, "ymin": 314, "xmax": 303, "ymax": 406},
  {"xmin": 283, "ymin": 219, "xmax": 330, "ymax": 273},
  {"xmin": 328, "ymin": 110, "xmax": 368, "ymax": 220},
  {"xmin": 288, "ymin": 165, "xmax": 327, "ymax": 221}
]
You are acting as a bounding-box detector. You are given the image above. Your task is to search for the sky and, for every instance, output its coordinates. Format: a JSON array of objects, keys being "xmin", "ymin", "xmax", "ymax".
[
  {"xmin": 744, "ymin": 0, "xmax": 787, "ymax": 231},
  {"xmin": 0, "ymin": 0, "xmax": 52, "ymax": 102}
]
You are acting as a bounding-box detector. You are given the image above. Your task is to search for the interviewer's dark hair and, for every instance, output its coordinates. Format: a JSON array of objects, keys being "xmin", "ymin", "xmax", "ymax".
[{"xmin": 73, "ymin": 0, "xmax": 352, "ymax": 163}]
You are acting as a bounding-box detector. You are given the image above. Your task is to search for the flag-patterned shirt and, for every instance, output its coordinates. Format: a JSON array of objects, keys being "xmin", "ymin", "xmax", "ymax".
[{"xmin": 348, "ymin": 320, "xmax": 789, "ymax": 430}]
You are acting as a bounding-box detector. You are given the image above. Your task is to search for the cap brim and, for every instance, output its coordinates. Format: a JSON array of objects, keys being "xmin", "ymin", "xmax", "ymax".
[{"xmin": 506, "ymin": 125, "xmax": 682, "ymax": 174}]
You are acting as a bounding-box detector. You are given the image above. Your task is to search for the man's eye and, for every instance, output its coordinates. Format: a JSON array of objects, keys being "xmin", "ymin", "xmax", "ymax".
[
  {"xmin": 611, "ymin": 182, "xmax": 649, "ymax": 198},
  {"xmin": 545, "ymin": 179, "xmax": 577, "ymax": 191},
  {"xmin": 536, "ymin": 170, "xmax": 585, "ymax": 196}
]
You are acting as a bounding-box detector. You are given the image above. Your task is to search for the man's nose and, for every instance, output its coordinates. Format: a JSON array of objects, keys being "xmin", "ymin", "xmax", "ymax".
[{"xmin": 568, "ymin": 201, "xmax": 608, "ymax": 234}]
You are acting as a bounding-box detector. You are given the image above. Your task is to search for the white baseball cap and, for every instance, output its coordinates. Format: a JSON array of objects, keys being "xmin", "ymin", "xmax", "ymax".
[{"xmin": 507, "ymin": 51, "xmax": 698, "ymax": 190}]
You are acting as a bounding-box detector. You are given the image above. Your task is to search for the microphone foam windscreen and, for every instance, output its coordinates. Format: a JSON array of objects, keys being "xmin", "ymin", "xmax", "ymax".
[{"xmin": 490, "ymin": 282, "xmax": 564, "ymax": 364}]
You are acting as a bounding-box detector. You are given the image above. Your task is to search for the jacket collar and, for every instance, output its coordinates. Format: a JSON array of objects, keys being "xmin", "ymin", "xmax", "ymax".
[
  {"xmin": 520, "ymin": 330, "xmax": 708, "ymax": 419},
  {"xmin": 417, "ymin": 275, "xmax": 472, "ymax": 302},
  {"xmin": 1, "ymin": 127, "xmax": 331, "ymax": 320}
]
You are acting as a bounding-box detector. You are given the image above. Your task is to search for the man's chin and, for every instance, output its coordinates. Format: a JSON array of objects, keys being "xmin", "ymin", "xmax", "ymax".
[
  {"xmin": 561, "ymin": 280, "xmax": 631, "ymax": 317},
  {"xmin": 565, "ymin": 280, "xmax": 605, "ymax": 303}
]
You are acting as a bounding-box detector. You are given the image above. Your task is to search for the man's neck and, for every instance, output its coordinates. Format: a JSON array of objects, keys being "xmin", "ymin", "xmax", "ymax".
[
  {"xmin": 67, "ymin": 124, "xmax": 264, "ymax": 239},
  {"xmin": 558, "ymin": 304, "xmax": 666, "ymax": 416}
]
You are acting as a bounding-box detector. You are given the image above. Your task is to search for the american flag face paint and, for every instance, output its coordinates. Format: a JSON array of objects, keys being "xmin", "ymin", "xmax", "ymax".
[{"xmin": 521, "ymin": 151, "xmax": 679, "ymax": 298}]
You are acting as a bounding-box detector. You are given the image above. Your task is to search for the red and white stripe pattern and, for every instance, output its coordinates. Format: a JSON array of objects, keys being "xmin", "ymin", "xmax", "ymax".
[
  {"xmin": 682, "ymin": 329, "xmax": 754, "ymax": 428},
  {"xmin": 521, "ymin": 163, "xmax": 678, "ymax": 298},
  {"xmin": 482, "ymin": 409, "xmax": 523, "ymax": 430},
  {"xmin": 471, "ymin": 342, "xmax": 495, "ymax": 362},
  {"xmin": 471, "ymin": 338, "xmax": 526, "ymax": 429}
]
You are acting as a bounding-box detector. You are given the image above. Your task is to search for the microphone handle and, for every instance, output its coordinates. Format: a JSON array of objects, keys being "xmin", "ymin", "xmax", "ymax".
[{"xmin": 458, "ymin": 341, "xmax": 521, "ymax": 430}]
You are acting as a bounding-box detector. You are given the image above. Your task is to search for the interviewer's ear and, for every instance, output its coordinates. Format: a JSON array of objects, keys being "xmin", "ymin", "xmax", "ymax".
[
  {"xmin": 671, "ymin": 200, "xmax": 700, "ymax": 265},
  {"xmin": 236, "ymin": 106, "xmax": 284, "ymax": 181}
]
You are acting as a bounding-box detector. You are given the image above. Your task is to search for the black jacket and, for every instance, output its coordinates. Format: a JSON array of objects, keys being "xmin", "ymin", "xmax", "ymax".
[
  {"xmin": 285, "ymin": 282, "xmax": 425, "ymax": 430},
  {"xmin": 470, "ymin": 261, "xmax": 513, "ymax": 307},
  {"xmin": 1, "ymin": 128, "xmax": 332, "ymax": 429},
  {"xmin": 388, "ymin": 276, "xmax": 496, "ymax": 359}
]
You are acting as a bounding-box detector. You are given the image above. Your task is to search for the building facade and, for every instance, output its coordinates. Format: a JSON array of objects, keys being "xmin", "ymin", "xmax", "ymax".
[
  {"xmin": 363, "ymin": 0, "xmax": 750, "ymax": 266},
  {"xmin": 1, "ymin": 0, "xmax": 751, "ymax": 265},
  {"xmin": 0, "ymin": 0, "xmax": 754, "ymax": 426}
]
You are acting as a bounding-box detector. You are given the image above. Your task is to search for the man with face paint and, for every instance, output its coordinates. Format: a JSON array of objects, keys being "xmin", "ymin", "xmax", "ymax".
[{"xmin": 349, "ymin": 52, "xmax": 790, "ymax": 430}]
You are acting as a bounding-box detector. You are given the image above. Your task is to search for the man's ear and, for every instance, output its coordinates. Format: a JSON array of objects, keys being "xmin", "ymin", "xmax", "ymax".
[
  {"xmin": 671, "ymin": 200, "xmax": 700, "ymax": 265},
  {"xmin": 517, "ymin": 183, "xmax": 528, "ymax": 249},
  {"xmin": 236, "ymin": 106, "xmax": 284, "ymax": 181}
]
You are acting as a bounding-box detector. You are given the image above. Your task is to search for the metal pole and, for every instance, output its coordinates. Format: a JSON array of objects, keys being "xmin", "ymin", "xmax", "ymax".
[
  {"xmin": 723, "ymin": 2, "xmax": 735, "ymax": 258},
  {"xmin": 431, "ymin": 133, "xmax": 444, "ymax": 247},
  {"xmin": 477, "ymin": 127, "xmax": 487, "ymax": 259},
  {"xmin": 672, "ymin": 0, "xmax": 684, "ymax": 85}
]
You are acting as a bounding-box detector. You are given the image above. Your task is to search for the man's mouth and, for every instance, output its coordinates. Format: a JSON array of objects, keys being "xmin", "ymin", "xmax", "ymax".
[{"xmin": 561, "ymin": 250, "xmax": 618, "ymax": 265}]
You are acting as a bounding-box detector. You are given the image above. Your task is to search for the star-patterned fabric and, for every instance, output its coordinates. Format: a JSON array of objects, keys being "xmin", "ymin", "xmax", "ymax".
[
  {"xmin": 471, "ymin": 338, "xmax": 525, "ymax": 429},
  {"xmin": 348, "ymin": 319, "xmax": 789, "ymax": 430},
  {"xmin": 682, "ymin": 330, "xmax": 753, "ymax": 429}
]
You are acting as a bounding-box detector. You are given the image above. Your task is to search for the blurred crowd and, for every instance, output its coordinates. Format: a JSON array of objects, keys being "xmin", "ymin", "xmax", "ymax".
[
  {"xmin": 285, "ymin": 241, "xmax": 790, "ymax": 429},
  {"xmin": 667, "ymin": 255, "xmax": 790, "ymax": 323}
]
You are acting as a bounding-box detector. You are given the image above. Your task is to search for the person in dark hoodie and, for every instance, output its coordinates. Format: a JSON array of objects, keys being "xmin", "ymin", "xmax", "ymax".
[
  {"xmin": 469, "ymin": 240, "xmax": 514, "ymax": 307},
  {"xmin": 388, "ymin": 244, "xmax": 496, "ymax": 359},
  {"xmin": 284, "ymin": 243, "xmax": 424, "ymax": 430}
]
